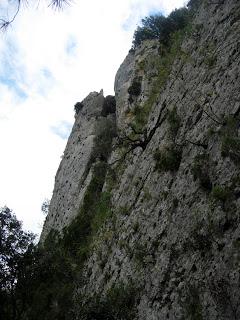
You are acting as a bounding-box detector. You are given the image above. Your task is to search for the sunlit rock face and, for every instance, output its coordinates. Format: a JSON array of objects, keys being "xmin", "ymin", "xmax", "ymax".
[{"xmin": 41, "ymin": 0, "xmax": 240, "ymax": 318}]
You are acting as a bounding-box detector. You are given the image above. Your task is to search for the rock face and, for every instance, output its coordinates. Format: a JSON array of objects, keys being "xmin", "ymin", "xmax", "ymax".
[
  {"xmin": 41, "ymin": 91, "xmax": 109, "ymax": 242},
  {"xmin": 41, "ymin": 0, "xmax": 240, "ymax": 319}
]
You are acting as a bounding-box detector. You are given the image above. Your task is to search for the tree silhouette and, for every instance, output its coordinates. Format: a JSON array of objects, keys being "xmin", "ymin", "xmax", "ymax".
[
  {"xmin": 0, "ymin": 0, "xmax": 71, "ymax": 30},
  {"xmin": 0, "ymin": 206, "xmax": 35, "ymax": 320}
]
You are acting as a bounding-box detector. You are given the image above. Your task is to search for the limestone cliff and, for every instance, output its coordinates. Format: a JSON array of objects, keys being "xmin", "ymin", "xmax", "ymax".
[
  {"xmin": 41, "ymin": 0, "xmax": 240, "ymax": 319},
  {"xmin": 41, "ymin": 91, "xmax": 116, "ymax": 242}
]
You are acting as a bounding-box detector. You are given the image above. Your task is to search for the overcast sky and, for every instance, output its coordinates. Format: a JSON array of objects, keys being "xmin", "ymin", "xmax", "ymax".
[{"xmin": 0, "ymin": 0, "xmax": 186, "ymax": 235}]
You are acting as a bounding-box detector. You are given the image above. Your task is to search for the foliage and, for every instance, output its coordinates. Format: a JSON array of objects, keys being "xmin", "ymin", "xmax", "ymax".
[
  {"xmin": 132, "ymin": 7, "xmax": 190, "ymax": 48},
  {"xmin": 187, "ymin": 0, "xmax": 202, "ymax": 12},
  {"xmin": 13, "ymin": 162, "xmax": 112, "ymax": 320},
  {"xmin": 154, "ymin": 146, "xmax": 182, "ymax": 172},
  {"xmin": 0, "ymin": 0, "xmax": 70, "ymax": 30},
  {"xmin": 21, "ymin": 230, "xmax": 75, "ymax": 320},
  {"xmin": 78, "ymin": 282, "xmax": 138, "ymax": 320},
  {"xmin": 132, "ymin": 28, "xmax": 190, "ymax": 132},
  {"xmin": 91, "ymin": 118, "xmax": 116, "ymax": 162},
  {"xmin": 204, "ymin": 54, "xmax": 217, "ymax": 68},
  {"xmin": 41, "ymin": 198, "xmax": 50, "ymax": 215},
  {"xmin": 62, "ymin": 161, "xmax": 109, "ymax": 260},
  {"xmin": 184, "ymin": 284, "xmax": 203, "ymax": 320},
  {"xmin": 167, "ymin": 107, "xmax": 181, "ymax": 137},
  {"xmin": 20, "ymin": 99, "xmax": 117, "ymax": 318},
  {"xmin": 220, "ymin": 116, "xmax": 240, "ymax": 163},
  {"xmin": 128, "ymin": 77, "xmax": 142, "ymax": 97},
  {"xmin": 101, "ymin": 95, "xmax": 116, "ymax": 117},
  {"xmin": 0, "ymin": 207, "xmax": 35, "ymax": 320},
  {"xmin": 191, "ymin": 153, "xmax": 212, "ymax": 191},
  {"xmin": 211, "ymin": 186, "xmax": 231, "ymax": 203},
  {"xmin": 74, "ymin": 102, "xmax": 84, "ymax": 115},
  {"xmin": 91, "ymin": 192, "xmax": 112, "ymax": 235},
  {"xmin": 133, "ymin": 243, "xmax": 148, "ymax": 267}
]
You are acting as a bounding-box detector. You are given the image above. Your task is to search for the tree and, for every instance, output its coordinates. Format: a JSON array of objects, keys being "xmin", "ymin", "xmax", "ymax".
[
  {"xmin": 132, "ymin": 7, "xmax": 190, "ymax": 48},
  {"xmin": 0, "ymin": 206, "xmax": 35, "ymax": 320},
  {"xmin": 0, "ymin": 0, "xmax": 71, "ymax": 30},
  {"xmin": 41, "ymin": 199, "xmax": 50, "ymax": 216}
]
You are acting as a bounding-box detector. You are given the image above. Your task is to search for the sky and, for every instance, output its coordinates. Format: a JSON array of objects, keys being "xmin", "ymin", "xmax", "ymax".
[{"xmin": 0, "ymin": 0, "xmax": 186, "ymax": 235}]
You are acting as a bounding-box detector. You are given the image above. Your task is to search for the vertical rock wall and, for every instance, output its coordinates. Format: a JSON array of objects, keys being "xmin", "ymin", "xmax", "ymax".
[
  {"xmin": 40, "ymin": 0, "xmax": 240, "ymax": 318},
  {"xmin": 77, "ymin": 1, "xmax": 240, "ymax": 319},
  {"xmin": 41, "ymin": 92, "xmax": 106, "ymax": 242}
]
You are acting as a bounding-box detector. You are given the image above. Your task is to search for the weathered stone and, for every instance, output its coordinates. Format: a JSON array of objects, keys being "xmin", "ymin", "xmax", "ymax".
[{"xmin": 41, "ymin": 0, "xmax": 240, "ymax": 318}]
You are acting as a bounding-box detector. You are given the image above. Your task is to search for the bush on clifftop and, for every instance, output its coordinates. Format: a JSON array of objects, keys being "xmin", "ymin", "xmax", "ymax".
[{"xmin": 132, "ymin": 7, "xmax": 190, "ymax": 48}]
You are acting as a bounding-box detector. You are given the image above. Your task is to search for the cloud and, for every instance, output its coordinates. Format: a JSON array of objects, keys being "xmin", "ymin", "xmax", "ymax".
[
  {"xmin": 65, "ymin": 36, "xmax": 78, "ymax": 55},
  {"xmin": 0, "ymin": 0, "xmax": 186, "ymax": 235},
  {"xmin": 51, "ymin": 121, "xmax": 72, "ymax": 140}
]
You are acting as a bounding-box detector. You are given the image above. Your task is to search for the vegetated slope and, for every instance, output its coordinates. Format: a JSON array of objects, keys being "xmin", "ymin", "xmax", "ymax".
[{"xmin": 38, "ymin": 1, "xmax": 240, "ymax": 319}]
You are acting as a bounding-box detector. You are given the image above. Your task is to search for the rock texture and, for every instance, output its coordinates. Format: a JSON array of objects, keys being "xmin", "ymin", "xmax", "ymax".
[
  {"xmin": 41, "ymin": 0, "xmax": 240, "ymax": 318},
  {"xmin": 41, "ymin": 92, "xmax": 106, "ymax": 242}
]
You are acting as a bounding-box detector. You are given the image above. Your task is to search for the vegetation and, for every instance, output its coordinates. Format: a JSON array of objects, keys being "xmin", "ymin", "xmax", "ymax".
[
  {"xmin": 132, "ymin": 25, "xmax": 191, "ymax": 132},
  {"xmin": 191, "ymin": 153, "xmax": 212, "ymax": 191},
  {"xmin": 128, "ymin": 77, "xmax": 142, "ymax": 99},
  {"xmin": 41, "ymin": 198, "xmax": 50, "ymax": 215},
  {"xmin": 211, "ymin": 186, "xmax": 231, "ymax": 203},
  {"xmin": 74, "ymin": 101, "xmax": 84, "ymax": 115},
  {"xmin": 101, "ymin": 95, "xmax": 116, "ymax": 116},
  {"xmin": 1, "ymin": 161, "xmax": 113, "ymax": 320},
  {"xmin": 62, "ymin": 161, "xmax": 110, "ymax": 260},
  {"xmin": 132, "ymin": 7, "xmax": 190, "ymax": 48},
  {"xmin": 167, "ymin": 107, "xmax": 181, "ymax": 138},
  {"xmin": 91, "ymin": 117, "xmax": 116, "ymax": 162},
  {"xmin": 154, "ymin": 146, "xmax": 182, "ymax": 172},
  {"xmin": 0, "ymin": 106, "xmax": 117, "ymax": 319},
  {"xmin": 1, "ymin": 3, "xmax": 221, "ymax": 320},
  {"xmin": 0, "ymin": 0, "xmax": 69, "ymax": 30},
  {"xmin": 183, "ymin": 284, "xmax": 203, "ymax": 320},
  {"xmin": 0, "ymin": 207, "xmax": 35, "ymax": 320},
  {"xmin": 220, "ymin": 116, "xmax": 240, "ymax": 163},
  {"xmin": 78, "ymin": 282, "xmax": 138, "ymax": 320}
]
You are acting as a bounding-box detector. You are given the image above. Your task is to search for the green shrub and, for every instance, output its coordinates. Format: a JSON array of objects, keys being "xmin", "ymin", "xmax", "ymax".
[
  {"xmin": 167, "ymin": 107, "xmax": 181, "ymax": 137},
  {"xmin": 101, "ymin": 95, "xmax": 116, "ymax": 116},
  {"xmin": 128, "ymin": 77, "xmax": 142, "ymax": 97},
  {"xmin": 132, "ymin": 7, "xmax": 190, "ymax": 48},
  {"xmin": 204, "ymin": 54, "xmax": 217, "ymax": 68},
  {"xmin": 78, "ymin": 282, "xmax": 138, "ymax": 320},
  {"xmin": 91, "ymin": 118, "xmax": 116, "ymax": 162},
  {"xmin": 191, "ymin": 153, "xmax": 212, "ymax": 191},
  {"xmin": 220, "ymin": 116, "xmax": 240, "ymax": 163},
  {"xmin": 132, "ymin": 28, "xmax": 189, "ymax": 132},
  {"xmin": 173, "ymin": 197, "xmax": 179, "ymax": 207},
  {"xmin": 211, "ymin": 186, "xmax": 231, "ymax": 203},
  {"xmin": 131, "ymin": 104, "xmax": 149, "ymax": 132},
  {"xmin": 133, "ymin": 243, "xmax": 148, "ymax": 266},
  {"xmin": 183, "ymin": 284, "xmax": 203, "ymax": 320},
  {"xmin": 74, "ymin": 102, "xmax": 83, "ymax": 114},
  {"xmin": 62, "ymin": 161, "xmax": 108, "ymax": 260},
  {"xmin": 154, "ymin": 146, "xmax": 182, "ymax": 172},
  {"xmin": 91, "ymin": 192, "xmax": 112, "ymax": 235},
  {"xmin": 187, "ymin": 0, "xmax": 202, "ymax": 12}
]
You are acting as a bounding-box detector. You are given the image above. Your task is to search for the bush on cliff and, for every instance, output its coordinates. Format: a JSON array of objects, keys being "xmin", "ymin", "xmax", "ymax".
[{"xmin": 132, "ymin": 7, "xmax": 190, "ymax": 48}]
